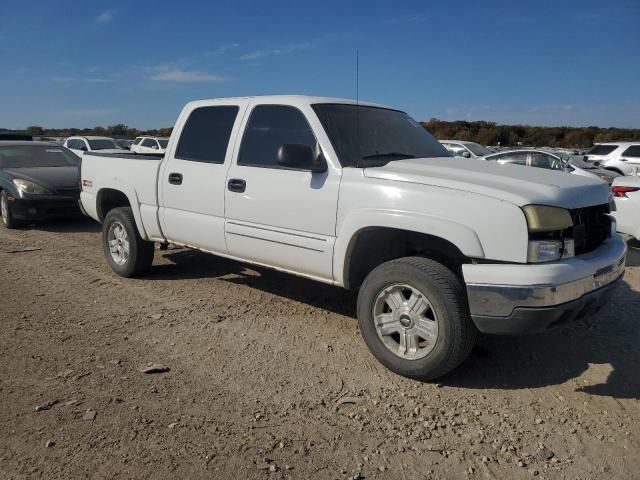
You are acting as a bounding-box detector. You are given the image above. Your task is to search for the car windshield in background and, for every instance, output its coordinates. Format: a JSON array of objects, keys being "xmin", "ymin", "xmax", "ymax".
[
  {"xmin": 312, "ymin": 104, "xmax": 448, "ymax": 167},
  {"xmin": 466, "ymin": 143, "xmax": 491, "ymax": 156},
  {"xmin": 159, "ymin": 140, "xmax": 169, "ymax": 148},
  {"xmin": 587, "ymin": 145, "xmax": 618, "ymax": 155},
  {"xmin": 88, "ymin": 139, "xmax": 120, "ymax": 150},
  {"xmin": 0, "ymin": 145, "xmax": 80, "ymax": 168}
]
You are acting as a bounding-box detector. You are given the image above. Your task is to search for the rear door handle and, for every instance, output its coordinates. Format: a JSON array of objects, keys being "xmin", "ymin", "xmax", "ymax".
[
  {"xmin": 168, "ymin": 172, "xmax": 183, "ymax": 185},
  {"xmin": 227, "ymin": 178, "xmax": 246, "ymax": 193}
]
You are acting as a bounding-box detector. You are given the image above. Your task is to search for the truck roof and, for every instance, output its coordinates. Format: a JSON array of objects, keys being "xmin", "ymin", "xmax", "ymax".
[{"xmin": 185, "ymin": 95, "xmax": 390, "ymax": 110}]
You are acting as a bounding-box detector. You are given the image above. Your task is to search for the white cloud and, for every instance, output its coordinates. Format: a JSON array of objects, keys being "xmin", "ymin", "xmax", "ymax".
[
  {"xmin": 96, "ymin": 11, "xmax": 114, "ymax": 23},
  {"xmin": 386, "ymin": 13, "xmax": 429, "ymax": 24},
  {"xmin": 150, "ymin": 68, "xmax": 226, "ymax": 83},
  {"xmin": 239, "ymin": 42, "xmax": 313, "ymax": 61},
  {"xmin": 51, "ymin": 76, "xmax": 113, "ymax": 83}
]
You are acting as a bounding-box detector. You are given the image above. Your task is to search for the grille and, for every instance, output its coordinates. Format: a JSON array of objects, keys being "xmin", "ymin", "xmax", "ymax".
[
  {"xmin": 56, "ymin": 187, "xmax": 81, "ymax": 198},
  {"xmin": 569, "ymin": 204, "xmax": 611, "ymax": 255}
]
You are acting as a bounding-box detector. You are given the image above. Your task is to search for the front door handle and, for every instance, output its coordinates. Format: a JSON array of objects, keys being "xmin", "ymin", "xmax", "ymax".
[
  {"xmin": 227, "ymin": 178, "xmax": 246, "ymax": 193},
  {"xmin": 168, "ymin": 172, "xmax": 183, "ymax": 185}
]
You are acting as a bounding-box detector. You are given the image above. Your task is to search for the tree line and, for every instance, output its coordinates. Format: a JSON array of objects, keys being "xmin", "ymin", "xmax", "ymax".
[
  {"xmin": 3, "ymin": 120, "xmax": 639, "ymax": 148},
  {"xmin": 422, "ymin": 119, "xmax": 640, "ymax": 148}
]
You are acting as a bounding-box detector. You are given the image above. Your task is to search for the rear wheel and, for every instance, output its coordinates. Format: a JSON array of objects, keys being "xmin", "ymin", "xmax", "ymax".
[
  {"xmin": 0, "ymin": 191, "xmax": 19, "ymax": 229},
  {"xmin": 357, "ymin": 256, "xmax": 476, "ymax": 380},
  {"xmin": 102, "ymin": 207, "xmax": 154, "ymax": 277}
]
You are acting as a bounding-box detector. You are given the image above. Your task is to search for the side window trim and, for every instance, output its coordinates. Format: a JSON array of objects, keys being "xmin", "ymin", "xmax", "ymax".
[{"xmin": 237, "ymin": 104, "xmax": 318, "ymax": 170}]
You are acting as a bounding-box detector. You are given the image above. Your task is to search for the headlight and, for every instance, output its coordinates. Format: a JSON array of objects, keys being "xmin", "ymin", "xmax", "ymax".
[
  {"xmin": 12, "ymin": 179, "xmax": 50, "ymax": 195},
  {"xmin": 522, "ymin": 205, "xmax": 573, "ymax": 232},
  {"xmin": 527, "ymin": 239, "xmax": 575, "ymax": 263}
]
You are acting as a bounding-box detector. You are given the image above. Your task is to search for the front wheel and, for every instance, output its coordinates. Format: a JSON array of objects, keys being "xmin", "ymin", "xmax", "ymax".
[
  {"xmin": 357, "ymin": 256, "xmax": 476, "ymax": 380},
  {"xmin": 102, "ymin": 207, "xmax": 154, "ymax": 277},
  {"xmin": 0, "ymin": 191, "xmax": 19, "ymax": 229}
]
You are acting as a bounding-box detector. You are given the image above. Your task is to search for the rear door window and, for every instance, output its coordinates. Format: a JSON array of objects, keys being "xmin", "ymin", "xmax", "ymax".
[
  {"xmin": 530, "ymin": 152, "xmax": 563, "ymax": 170},
  {"xmin": 621, "ymin": 145, "xmax": 640, "ymax": 158},
  {"xmin": 176, "ymin": 106, "xmax": 239, "ymax": 164}
]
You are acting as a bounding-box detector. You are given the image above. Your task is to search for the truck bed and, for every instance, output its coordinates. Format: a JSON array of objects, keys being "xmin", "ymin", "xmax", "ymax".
[{"xmin": 80, "ymin": 151, "xmax": 165, "ymax": 240}]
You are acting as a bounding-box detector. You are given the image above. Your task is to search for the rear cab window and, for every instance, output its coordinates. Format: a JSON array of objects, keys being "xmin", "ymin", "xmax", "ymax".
[{"xmin": 176, "ymin": 106, "xmax": 239, "ymax": 164}]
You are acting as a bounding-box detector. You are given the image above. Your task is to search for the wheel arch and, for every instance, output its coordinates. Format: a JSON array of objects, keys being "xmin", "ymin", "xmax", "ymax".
[
  {"xmin": 336, "ymin": 212, "xmax": 484, "ymax": 289},
  {"xmin": 96, "ymin": 187, "xmax": 148, "ymax": 239}
]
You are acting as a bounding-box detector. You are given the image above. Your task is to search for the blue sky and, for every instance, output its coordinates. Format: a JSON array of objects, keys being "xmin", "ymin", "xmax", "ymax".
[{"xmin": 0, "ymin": 0, "xmax": 638, "ymax": 129}]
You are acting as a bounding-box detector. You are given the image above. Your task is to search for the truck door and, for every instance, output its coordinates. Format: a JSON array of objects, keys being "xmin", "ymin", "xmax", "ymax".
[
  {"xmin": 159, "ymin": 100, "xmax": 249, "ymax": 253},
  {"xmin": 224, "ymin": 103, "xmax": 340, "ymax": 282}
]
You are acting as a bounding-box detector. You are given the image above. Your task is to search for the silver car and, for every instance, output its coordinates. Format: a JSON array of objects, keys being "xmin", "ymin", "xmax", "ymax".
[{"xmin": 482, "ymin": 149, "xmax": 620, "ymax": 184}]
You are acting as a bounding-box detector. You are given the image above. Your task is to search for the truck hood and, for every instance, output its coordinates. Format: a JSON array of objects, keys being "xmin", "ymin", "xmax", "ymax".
[{"xmin": 363, "ymin": 157, "xmax": 612, "ymax": 209}]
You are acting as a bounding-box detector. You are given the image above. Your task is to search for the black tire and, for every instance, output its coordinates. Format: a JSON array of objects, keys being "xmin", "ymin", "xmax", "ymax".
[
  {"xmin": 102, "ymin": 207, "xmax": 154, "ymax": 277},
  {"xmin": 357, "ymin": 256, "xmax": 476, "ymax": 380},
  {"xmin": 0, "ymin": 191, "xmax": 19, "ymax": 229}
]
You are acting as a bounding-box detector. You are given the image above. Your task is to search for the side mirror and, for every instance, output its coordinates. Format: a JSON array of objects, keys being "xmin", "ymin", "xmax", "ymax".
[
  {"xmin": 152, "ymin": 145, "xmax": 158, "ymax": 150},
  {"xmin": 461, "ymin": 151, "xmax": 471, "ymax": 158},
  {"xmin": 277, "ymin": 144, "xmax": 326, "ymax": 173},
  {"xmin": 79, "ymin": 145, "xmax": 88, "ymax": 152}
]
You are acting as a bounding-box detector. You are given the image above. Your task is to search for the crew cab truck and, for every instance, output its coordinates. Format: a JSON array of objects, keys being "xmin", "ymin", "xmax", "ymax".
[{"xmin": 80, "ymin": 95, "xmax": 626, "ymax": 380}]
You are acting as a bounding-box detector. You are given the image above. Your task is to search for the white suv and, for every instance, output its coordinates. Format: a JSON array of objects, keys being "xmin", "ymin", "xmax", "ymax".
[
  {"xmin": 583, "ymin": 142, "xmax": 640, "ymax": 176},
  {"xmin": 63, "ymin": 136, "xmax": 123, "ymax": 157},
  {"xmin": 130, "ymin": 136, "xmax": 169, "ymax": 154}
]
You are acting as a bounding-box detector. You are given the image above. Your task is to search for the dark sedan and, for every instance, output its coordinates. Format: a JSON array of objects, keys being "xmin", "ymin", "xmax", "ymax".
[{"xmin": 0, "ymin": 142, "xmax": 82, "ymax": 228}]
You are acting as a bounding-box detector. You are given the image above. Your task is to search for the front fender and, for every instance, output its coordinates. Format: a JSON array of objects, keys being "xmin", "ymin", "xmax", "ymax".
[{"xmin": 333, "ymin": 208, "xmax": 485, "ymax": 287}]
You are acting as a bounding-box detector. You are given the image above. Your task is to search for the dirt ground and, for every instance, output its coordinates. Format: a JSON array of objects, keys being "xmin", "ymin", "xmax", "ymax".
[{"xmin": 1, "ymin": 218, "xmax": 639, "ymax": 480}]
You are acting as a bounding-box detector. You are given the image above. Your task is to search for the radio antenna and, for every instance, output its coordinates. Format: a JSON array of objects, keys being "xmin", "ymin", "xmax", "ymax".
[
  {"xmin": 356, "ymin": 49, "xmax": 359, "ymax": 106},
  {"xmin": 355, "ymin": 49, "xmax": 360, "ymax": 163}
]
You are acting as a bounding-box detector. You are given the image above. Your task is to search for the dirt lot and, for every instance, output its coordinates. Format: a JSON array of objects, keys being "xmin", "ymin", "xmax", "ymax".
[{"xmin": 1, "ymin": 219, "xmax": 639, "ymax": 480}]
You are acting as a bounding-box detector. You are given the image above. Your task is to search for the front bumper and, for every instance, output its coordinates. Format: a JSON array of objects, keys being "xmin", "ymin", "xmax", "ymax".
[
  {"xmin": 463, "ymin": 235, "xmax": 627, "ymax": 334},
  {"xmin": 10, "ymin": 196, "xmax": 82, "ymax": 220}
]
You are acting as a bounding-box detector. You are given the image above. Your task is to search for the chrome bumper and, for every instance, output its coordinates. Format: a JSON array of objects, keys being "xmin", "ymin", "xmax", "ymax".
[{"xmin": 466, "ymin": 255, "xmax": 626, "ymax": 318}]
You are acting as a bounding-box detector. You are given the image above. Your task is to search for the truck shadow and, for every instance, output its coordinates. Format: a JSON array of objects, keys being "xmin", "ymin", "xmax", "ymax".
[
  {"xmin": 442, "ymin": 277, "xmax": 640, "ymax": 399},
  {"xmin": 147, "ymin": 249, "xmax": 357, "ymax": 317},
  {"xmin": 23, "ymin": 217, "xmax": 101, "ymax": 233},
  {"xmin": 151, "ymin": 245, "xmax": 640, "ymax": 399}
]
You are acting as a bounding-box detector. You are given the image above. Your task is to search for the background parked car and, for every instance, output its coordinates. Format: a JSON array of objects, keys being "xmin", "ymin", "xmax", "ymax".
[
  {"xmin": 583, "ymin": 142, "xmax": 640, "ymax": 176},
  {"xmin": 63, "ymin": 136, "xmax": 124, "ymax": 157},
  {"xmin": 481, "ymin": 149, "xmax": 620, "ymax": 184},
  {"xmin": 610, "ymin": 176, "xmax": 640, "ymax": 240},
  {"xmin": 0, "ymin": 141, "xmax": 81, "ymax": 228},
  {"xmin": 115, "ymin": 139, "xmax": 134, "ymax": 150},
  {"xmin": 439, "ymin": 140, "xmax": 491, "ymax": 158},
  {"xmin": 130, "ymin": 136, "xmax": 169, "ymax": 154}
]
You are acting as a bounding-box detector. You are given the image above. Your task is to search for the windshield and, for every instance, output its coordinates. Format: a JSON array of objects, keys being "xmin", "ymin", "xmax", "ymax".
[
  {"xmin": 587, "ymin": 145, "xmax": 617, "ymax": 156},
  {"xmin": 0, "ymin": 145, "xmax": 80, "ymax": 168},
  {"xmin": 312, "ymin": 104, "xmax": 448, "ymax": 167},
  {"xmin": 465, "ymin": 142, "xmax": 491, "ymax": 156},
  {"xmin": 88, "ymin": 139, "xmax": 120, "ymax": 150},
  {"xmin": 158, "ymin": 139, "xmax": 169, "ymax": 148}
]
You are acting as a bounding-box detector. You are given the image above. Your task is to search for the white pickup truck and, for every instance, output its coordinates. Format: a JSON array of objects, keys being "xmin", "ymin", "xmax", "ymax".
[{"xmin": 80, "ymin": 95, "xmax": 626, "ymax": 380}]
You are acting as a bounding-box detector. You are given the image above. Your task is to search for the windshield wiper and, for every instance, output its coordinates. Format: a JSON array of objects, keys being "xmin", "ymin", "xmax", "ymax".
[{"xmin": 361, "ymin": 151, "xmax": 416, "ymax": 160}]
